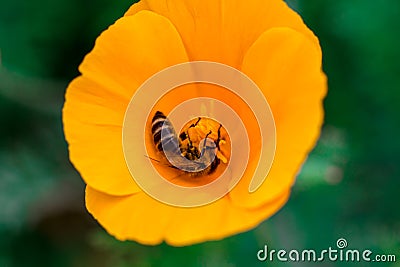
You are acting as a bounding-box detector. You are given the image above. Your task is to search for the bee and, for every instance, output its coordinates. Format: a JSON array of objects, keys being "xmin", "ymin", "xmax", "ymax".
[{"xmin": 151, "ymin": 111, "xmax": 222, "ymax": 176}]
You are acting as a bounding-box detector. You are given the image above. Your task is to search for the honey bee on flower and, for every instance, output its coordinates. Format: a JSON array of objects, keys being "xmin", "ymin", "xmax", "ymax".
[{"xmin": 150, "ymin": 111, "xmax": 225, "ymax": 177}]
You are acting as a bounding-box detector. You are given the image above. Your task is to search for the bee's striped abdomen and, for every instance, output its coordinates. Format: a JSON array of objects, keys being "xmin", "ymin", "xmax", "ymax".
[{"xmin": 151, "ymin": 111, "xmax": 180, "ymax": 154}]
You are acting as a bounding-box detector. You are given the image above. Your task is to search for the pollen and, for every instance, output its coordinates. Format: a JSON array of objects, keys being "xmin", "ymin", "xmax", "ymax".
[{"xmin": 180, "ymin": 117, "xmax": 230, "ymax": 166}]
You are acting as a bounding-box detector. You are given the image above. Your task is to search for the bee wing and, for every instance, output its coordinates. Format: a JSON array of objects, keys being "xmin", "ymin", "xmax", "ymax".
[{"xmin": 164, "ymin": 151, "xmax": 206, "ymax": 172}]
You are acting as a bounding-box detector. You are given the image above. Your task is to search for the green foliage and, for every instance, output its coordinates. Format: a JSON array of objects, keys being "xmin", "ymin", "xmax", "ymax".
[{"xmin": 0, "ymin": 0, "xmax": 399, "ymax": 266}]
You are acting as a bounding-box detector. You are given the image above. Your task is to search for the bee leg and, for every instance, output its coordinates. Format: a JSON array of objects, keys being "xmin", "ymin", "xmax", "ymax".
[
  {"xmin": 180, "ymin": 117, "xmax": 201, "ymax": 149},
  {"xmin": 190, "ymin": 117, "xmax": 201, "ymax": 128},
  {"xmin": 187, "ymin": 131, "xmax": 194, "ymax": 148},
  {"xmin": 216, "ymin": 124, "xmax": 222, "ymax": 150},
  {"xmin": 204, "ymin": 130, "xmax": 212, "ymax": 142},
  {"xmin": 179, "ymin": 117, "xmax": 201, "ymax": 142},
  {"xmin": 200, "ymin": 130, "xmax": 213, "ymax": 155},
  {"xmin": 144, "ymin": 155, "xmax": 180, "ymax": 170},
  {"xmin": 181, "ymin": 126, "xmax": 199, "ymax": 160}
]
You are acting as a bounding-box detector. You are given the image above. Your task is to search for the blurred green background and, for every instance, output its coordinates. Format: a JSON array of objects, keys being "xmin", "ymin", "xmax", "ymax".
[{"xmin": 0, "ymin": 0, "xmax": 399, "ymax": 266}]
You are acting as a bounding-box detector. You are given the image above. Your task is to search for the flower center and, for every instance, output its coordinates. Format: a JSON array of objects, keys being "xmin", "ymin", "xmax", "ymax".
[{"xmin": 148, "ymin": 113, "xmax": 230, "ymax": 187}]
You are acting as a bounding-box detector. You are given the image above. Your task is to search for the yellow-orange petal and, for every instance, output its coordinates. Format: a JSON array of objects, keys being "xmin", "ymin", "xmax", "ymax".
[
  {"xmin": 230, "ymin": 27, "xmax": 326, "ymax": 208},
  {"xmin": 125, "ymin": 0, "xmax": 318, "ymax": 69},
  {"xmin": 86, "ymin": 186, "xmax": 290, "ymax": 246},
  {"xmin": 63, "ymin": 10, "xmax": 189, "ymax": 195}
]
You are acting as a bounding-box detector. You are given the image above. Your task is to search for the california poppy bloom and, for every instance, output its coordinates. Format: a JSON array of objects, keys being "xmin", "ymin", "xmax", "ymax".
[{"xmin": 63, "ymin": 0, "xmax": 327, "ymax": 246}]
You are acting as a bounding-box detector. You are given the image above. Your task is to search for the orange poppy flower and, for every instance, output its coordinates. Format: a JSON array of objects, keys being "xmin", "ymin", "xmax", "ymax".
[{"xmin": 63, "ymin": 0, "xmax": 327, "ymax": 246}]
